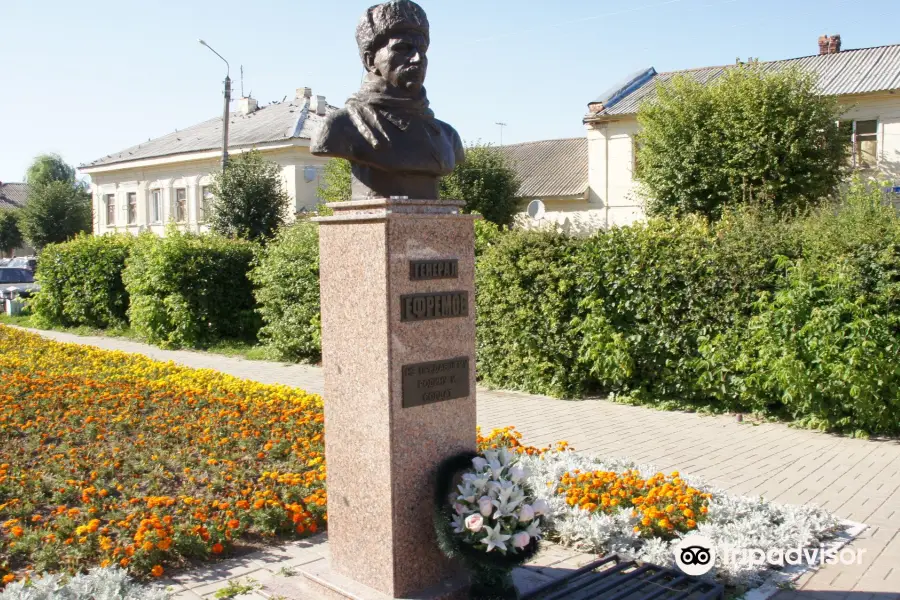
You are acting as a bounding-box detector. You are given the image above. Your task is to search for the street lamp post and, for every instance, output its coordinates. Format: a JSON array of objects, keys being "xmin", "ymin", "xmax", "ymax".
[{"xmin": 199, "ymin": 39, "xmax": 231, "ymax": 172}]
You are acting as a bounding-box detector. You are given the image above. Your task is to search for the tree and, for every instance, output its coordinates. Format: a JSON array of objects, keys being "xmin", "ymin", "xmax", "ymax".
[
  {"xmin": 0, "ymin": 210, "xmax": 23, "ymax": 257},
  {"xmin": 440, "ymin": 144, "xmax": 521, "ymax": 226},
  {"xmin": 316, "ymin": 159, "xmax": 352, "ymax": 204},
  {"xmin": 209, "ymin": 150, "xmax": 289, "ymax": 242},
  {"xmin": 20, "ymin": 181, "xmax": 92, "ymax": 250},
  {"xmin": 636, "ymin": 66, "xmax": 847, "ymax": 219},
  {"xmin": 25, "ymin": 153, "xmax": 77, "ymax": 187}
]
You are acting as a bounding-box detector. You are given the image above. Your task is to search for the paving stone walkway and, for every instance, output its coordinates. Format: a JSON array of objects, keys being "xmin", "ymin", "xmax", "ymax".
[{"xmin": 19, "ymin": 328, "xmax": 900, "ymax": 599}]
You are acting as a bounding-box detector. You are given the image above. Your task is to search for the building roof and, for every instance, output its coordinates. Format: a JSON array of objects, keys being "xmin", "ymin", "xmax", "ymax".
[
  {"xmin": 81, "ymin": 95, "xmax": 338, "ymax": 169},
  {"xmin": 0, "ymin": 182, "xmax": 28, "ymax": 210},
  {"xmin": 589, "ymin": 43, "xmax": 900, "ymax": 118},
  {"xmin": 500, "ymin": 137, "xmax": 588, "ymax": 199}
]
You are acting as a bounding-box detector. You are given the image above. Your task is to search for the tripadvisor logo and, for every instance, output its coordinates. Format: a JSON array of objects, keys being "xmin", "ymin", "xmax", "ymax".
[
  {"xmin": 674, "ymin": 534, "xmax": 716, "ymax": 576},
  {"xmin": 674, "ymin": 533, "xmax": 868, "ymax": 576}
]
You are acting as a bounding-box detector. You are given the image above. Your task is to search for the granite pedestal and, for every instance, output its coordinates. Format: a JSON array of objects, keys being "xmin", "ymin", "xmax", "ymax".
[{"xmin": 306, "ymin": 198, "xmax": 477, "ymax": 599}]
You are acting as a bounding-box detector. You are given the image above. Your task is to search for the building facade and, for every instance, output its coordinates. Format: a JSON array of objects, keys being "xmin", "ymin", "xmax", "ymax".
[
  {"xmin": 79, "ymin": 89, "xmax": 334, "ymax": 236},
  {"xmin": 584, "ymin": 39, "xmax": 900, "ymax": 227}
]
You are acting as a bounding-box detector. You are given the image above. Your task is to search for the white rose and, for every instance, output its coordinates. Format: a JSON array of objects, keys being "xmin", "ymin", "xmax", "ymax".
[
  {"xmin": 532, "ymin": 498, "xmax": 549, "ymax": 515},
  {"xmin": 518, "ymin": 504, "xmax": 534, "ymax": 522},
  {"xmin": 478, "ymin": 496, "xmax": 493, "ymax": 517},
  {"xmin": 472, "ymin": 457, "xmax": 488, "ymax": 471},
  {"xmin": 511, "ymin": 531, "xmax": 530, "ymax": 549},
  {"xmin": 464, "ymin": 513, "xmax": 484, "ymax": 532}
]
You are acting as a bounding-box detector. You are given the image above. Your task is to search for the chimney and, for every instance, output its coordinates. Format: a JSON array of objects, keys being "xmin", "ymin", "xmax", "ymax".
[
  {"xmin": 310, "ymin": 94, "xmax": 327, "ymax": 116},
  {"xmin": 238, "ymin": 96, "xmax": 258, "ymax": 115},
  {"xmin": 818, "ymin": 34, "xmax": 841, "ymax": 55},
  {"xmin": 829, "ymin": 34, "xmax": 841, "ymax": 54},
  {"xmin": 296, "ymin": 87, "xmax": 312, "ymax": 100}
]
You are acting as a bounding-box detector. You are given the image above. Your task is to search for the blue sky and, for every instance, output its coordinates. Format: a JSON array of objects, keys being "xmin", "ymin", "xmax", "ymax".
[{"xmin": 1, "ymin": 0, "xmax": 897, "ymax": 182}]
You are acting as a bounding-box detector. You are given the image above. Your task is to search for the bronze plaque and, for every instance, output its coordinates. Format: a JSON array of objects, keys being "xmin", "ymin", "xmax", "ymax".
[
  {"xmin": 409, "ymin": 259, "xmax": 458, "ymax": 281},
  {"xmin": 402, "ymin": 357, "xmax": 470, "ymax": 408},
  {"xmin": 400, "ymin": 291, "xmax": 468, "ymax": 322}
]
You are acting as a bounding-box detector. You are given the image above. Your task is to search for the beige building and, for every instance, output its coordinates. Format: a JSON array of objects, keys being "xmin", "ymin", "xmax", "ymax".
[
  {"xmin": 0, "ymin": 182, "xmax": 35, "ymax": 257},
  {"xmin": 507, "ymin": 38, "xmax": 900, "ymax": 231},
  {"xmin": 79, "ymin": 88, "xmax": 335, "ymax": 236},
  {"xmin": 499, "ymin": 138, "xmax": 593, "ymax": 231}
]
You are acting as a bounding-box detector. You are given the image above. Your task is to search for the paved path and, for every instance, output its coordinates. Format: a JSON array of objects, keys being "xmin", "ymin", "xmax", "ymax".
[{"xmin": 18, "ymin": 328, "xmax": 900, "ymax": 599}]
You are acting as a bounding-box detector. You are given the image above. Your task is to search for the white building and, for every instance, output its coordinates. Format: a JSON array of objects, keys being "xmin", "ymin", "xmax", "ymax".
[
  {"xmin": 505, "ymin": 38, "xmax": 900, "ymax": 230},
  {"xmin": 79, "ymin": 88, "xmax": 335, "ymax": 236}
]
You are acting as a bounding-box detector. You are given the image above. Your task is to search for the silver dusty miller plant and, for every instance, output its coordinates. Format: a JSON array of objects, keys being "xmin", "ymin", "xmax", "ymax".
[
  {"xmin": 517, "ymin": 451, "xmax": 843, "ymax": 589},
  {"xmin": 0, "ymin": 567, "xmax": 171, "ymax": 600}
]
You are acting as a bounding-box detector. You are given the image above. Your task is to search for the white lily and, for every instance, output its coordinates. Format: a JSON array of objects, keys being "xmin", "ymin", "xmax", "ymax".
[
  {"xmin": 526, "ymin": 518, "xmax": 542, "ymax": 539},
  {"xmin": 472, "ymin": 456, "xmax": 488, "ymax": 471},
  {"xmin": 480, "ymin": 523, "xmax": 511, "ymax": 553},
  {"xmin": 450, "ymin": 512, "xmax": 466, "ymax": 534}
]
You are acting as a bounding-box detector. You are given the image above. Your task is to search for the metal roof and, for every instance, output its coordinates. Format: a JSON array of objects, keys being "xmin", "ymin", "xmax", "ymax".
[
  {"xmin": 81, "ymin": 95, "xmax": 338, "ymax": 169},
  {"xmin": 0, "ymin": 183, "xmax": 28, "ymax": 210},
  {"xmin": 500, "ymin": 137, "xmax": 588, "ymax": 199},
  {"xmin": 590, "ymin": 44, "xmax": 900, "ymax": 118}
]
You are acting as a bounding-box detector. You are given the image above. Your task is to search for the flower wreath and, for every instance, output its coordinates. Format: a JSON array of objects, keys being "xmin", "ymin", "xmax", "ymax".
[{"xmin": 433, "ymin": 450, "xmax": 543, "ymax": 570}]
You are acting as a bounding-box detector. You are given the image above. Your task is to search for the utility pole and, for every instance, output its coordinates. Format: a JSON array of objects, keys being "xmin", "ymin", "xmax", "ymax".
[
  {"xmin": 199, "ymin": 39, "xmax": 231, "ymax": 172},
  {"xmin": 495, "ymin": 122, "xmax": 507, "ymax": 146}
]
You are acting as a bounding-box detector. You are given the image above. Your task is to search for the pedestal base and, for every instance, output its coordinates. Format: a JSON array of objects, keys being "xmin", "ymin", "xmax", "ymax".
[{"xmin": 299, "ymin": 559, "xmax": 469, "ymax": 600}]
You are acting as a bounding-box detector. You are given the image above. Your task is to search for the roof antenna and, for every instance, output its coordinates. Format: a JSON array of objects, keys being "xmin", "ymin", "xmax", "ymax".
[{"xmin": 240, "ymin": 65, "xmax": 244, "ymax": 97}]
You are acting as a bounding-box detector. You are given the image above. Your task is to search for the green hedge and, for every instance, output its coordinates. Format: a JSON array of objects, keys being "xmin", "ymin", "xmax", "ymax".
[
  {"xmin": 123, "ymin": 230, "xmax": 259, "ymax": 349},
  {"xmin": 474, "ymin": 180, "xmax": 900, "ymax": 435},
  {"xmin": 30, "ymin": 234, "xmax": 134, "ymax": 329},
  {"xmin": 476, "ymin": 229, "xmax": 589, "ymax": 397},
  {"xmin": 249, "ymin": 221, "xmax": 321, "ymax": 362}
]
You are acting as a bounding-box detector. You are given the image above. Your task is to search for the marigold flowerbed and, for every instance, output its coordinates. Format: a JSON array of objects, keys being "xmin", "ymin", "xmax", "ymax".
[
  {"xmin": 0, "ymin": 326, "xmax": 845, "ymax": 595},
  {"xmin": 0, "ymin": 325, "xmax": 326, "ymax": 585}
]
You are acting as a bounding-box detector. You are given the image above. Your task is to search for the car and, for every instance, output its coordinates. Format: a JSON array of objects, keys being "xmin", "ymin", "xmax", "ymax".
[
  {"xmin": 6, "ymin": 256, "xmax": 37, "ymax": 271},
  {"xmin": 0, "ymin": 267, "xmax": 39, "ymax": 298},
  {"xmin": 0, "ymin": 258, "xmax": 10, "ymax": 267}
]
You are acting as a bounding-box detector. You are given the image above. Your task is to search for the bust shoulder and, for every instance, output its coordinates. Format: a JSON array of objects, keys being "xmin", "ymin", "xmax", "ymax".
[
  {"xmin": 435, "ymin": 118, "xmax": 465, "ymax": 166},
  {"xmin": 310, "ymin": 108, "xmax": 359, "ymax": 158}
]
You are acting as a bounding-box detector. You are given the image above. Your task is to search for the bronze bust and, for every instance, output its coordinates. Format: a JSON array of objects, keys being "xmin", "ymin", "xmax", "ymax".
[{"xmin": 310, "ymin": 0, "xmax": 464, "ymax": 200}]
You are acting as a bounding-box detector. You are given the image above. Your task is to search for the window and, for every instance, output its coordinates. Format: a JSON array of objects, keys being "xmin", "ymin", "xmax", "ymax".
[
  {"xmin": 150, "ymin": 190, "xmax": 162, "ymax": 223},
  {"xmin": 127, "ymin": 192, "xmax": 137, "ymax": 224},
  {"xmin": 842, "ymin": 119, "xmax": 878, "ymax": 169},
  {"xmin": 174, "ymin": 188, "xmax": 187, "ymax": 222},
  {"xmin": 200, "ymin": 186, "xmax": 214, "ymax": 222},
  {"xmin": 105, "ymin": 194, "xmax": 115, "ymax": 226},
  {"xmin": 853, "ymin": 120, "xmax": 878, "ymax": 168}
]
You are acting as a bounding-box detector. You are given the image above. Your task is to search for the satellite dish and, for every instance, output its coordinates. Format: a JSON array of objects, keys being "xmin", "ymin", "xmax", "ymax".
[{"xmin": 526, "ymin": 199, "xmax": 545, "ymax": 220}]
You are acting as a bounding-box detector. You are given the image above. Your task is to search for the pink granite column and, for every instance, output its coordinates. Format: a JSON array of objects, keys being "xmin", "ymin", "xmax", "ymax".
[{"xmin": 311, "ymin": 198, "xmax": 476, "ymax": 599}]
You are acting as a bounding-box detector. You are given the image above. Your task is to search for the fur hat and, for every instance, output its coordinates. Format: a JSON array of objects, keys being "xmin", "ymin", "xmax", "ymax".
[{"xmin": 355, "ymin": 0, "xmax": 429, "ymax": 62}]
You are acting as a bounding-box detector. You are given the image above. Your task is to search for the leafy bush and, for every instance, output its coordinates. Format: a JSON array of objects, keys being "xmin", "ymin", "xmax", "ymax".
[
  {"xmin": 576, "ymin": 217, "xmax": 731, "ymax": 406},
  {"xmin": 123, "ymin": 229, "xmax": 259, "ymax": 348},
  {"xmin": 736, "ymin": 183, "xmax": 900, "ymax": 434},
  {"xmin": 474, "ymin": 177, "xmax": 900, "ymax": 435},
  {"xmin": 0, "ymin": 210, "xmax": 23, "ymax": 257},
  {"xmin": 637, "ymin": 66, "xmax": 846, "ymax": 219},
  {"xmin": 30, "ymin": 234, "xmax": 135, "ymax": 329},
  {"xmin": 250, "ymin": 221, "xmax": 321, "ymax": 362},
  {"xmin": 20, "ymin": 180, "xmax": 92, "ymax": 250},
  {"xmin": 209, "ymin": 150, "xmax": 288, "ymax": 242},
  {"xmin": 441, "ymin": 144, "xmax": 521, "ymax": 226},
  {"xmin": 316, "ymin": 158, "xmax": 351, "ymax": 205},
  {"xmin": 475, "ymin": 229, "xmax": 589, "ymax": 397}
]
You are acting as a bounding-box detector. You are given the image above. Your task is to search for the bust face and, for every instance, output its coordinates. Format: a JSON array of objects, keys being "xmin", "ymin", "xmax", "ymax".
[{"xmin": 368, "ymin": 31, "xmax": 429, "ymax": 93}]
